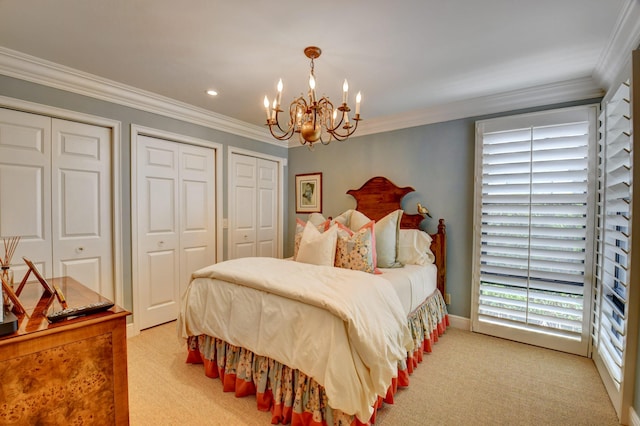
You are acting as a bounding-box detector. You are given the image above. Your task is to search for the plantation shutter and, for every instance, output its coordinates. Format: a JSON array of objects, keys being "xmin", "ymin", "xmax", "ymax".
[
  {"xmin": 594, "ymin": 81, "xmax": 631, "ymax": 390},
  {"xmin": 592, "ymin": 73, "xmax": 638, "ymax": 423},
  {"xmin": 472, "ymin": 106, "xmax": 597, "ymax": 356}
]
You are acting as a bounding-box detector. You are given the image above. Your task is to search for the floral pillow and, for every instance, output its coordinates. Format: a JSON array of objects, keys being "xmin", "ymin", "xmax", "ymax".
[
  {"xmin": 294, "ymin": 218, "xmax": 329, "ymax": 260},
  {"xmin": 334, "ymin": 221, "xmax": 380, "ymax": 274},
  {"xmin": 344, "ymin": 209, "xmax": 403, "ymax": 268}
]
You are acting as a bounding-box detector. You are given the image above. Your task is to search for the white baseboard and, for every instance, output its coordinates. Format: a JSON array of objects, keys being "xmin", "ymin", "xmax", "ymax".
[
  {"xmin": 630, "ymin": 406, "xmax": 640, "ymax": 426},
  {"xmin": 448, "ymin": 314, "xmax": 471, "ymax": 330},
  {"xmin": 126, "ymin": 322, "xmax": 139, "ymax": 339}
]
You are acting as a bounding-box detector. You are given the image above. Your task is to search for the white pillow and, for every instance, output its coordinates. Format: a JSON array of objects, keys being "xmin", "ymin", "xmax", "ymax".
[
  {"xmin": 296, "ymin": 222, "xmax": 338, "ymax": 266},
  {"xmin": 349, "ymin": 209, "xmax": 371, "ymax": 231},
  {"xmin": 332, "ymin": 209, "xmax": 353, "ymax": 227},
  {"xmin": 307, "ymin": 212, "xmax": 327, "ymax": 226},
  {"xmin": 374, "ymin": 209, "xmax": 403, "ymax": 268},
  {"xmin": 397, "ymin": 229, "xmax": 435, "ymax": 265}
]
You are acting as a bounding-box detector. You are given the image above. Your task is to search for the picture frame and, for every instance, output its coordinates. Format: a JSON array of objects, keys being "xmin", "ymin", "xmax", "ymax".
[
  {"xmin": 17, "ymin": 257, "xmax": 54, "ymax": 296},
  {"xmin": 17, "ymin": 257, "xmax": 67, "ymax": 309},
  {"xmin": 295, "ymin": 172, "xmax": 322, "ymax": 213}
]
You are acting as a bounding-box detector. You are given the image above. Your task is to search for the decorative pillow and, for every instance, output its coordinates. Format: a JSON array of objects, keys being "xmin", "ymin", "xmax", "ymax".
[
  {"xmin": 349, "ymin": 209, "xmax": 371, "ymax": 231},
  {"xmin": 374, "ymin": 209, "xmax": 403, "ymax": 268},
  {"xmin": 397, "ymin": 229, "xmax": 435, "ymax": 265},
  {"xmin": 331, "ymin": 209, "xmax": 353, "ymax": 227},
  {"xmin": 334, "ymin": 221, "xmax": 379, "ymax": 274},
  {"xmin": 307, "ymin": 212, "xmax": 327, "ymax": 226},
  {"xmin": 296, "ymin": 222, "xmax": 338, "ymax": 266},
  {"xmin": 294, "ymin": 218, "xmax": 328, "ymax": 259}
]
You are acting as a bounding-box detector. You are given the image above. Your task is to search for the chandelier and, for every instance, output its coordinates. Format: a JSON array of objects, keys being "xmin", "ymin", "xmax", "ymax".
[{"xmin": 263, "ymin": 46, "xmax": 362, "ymax": 149}]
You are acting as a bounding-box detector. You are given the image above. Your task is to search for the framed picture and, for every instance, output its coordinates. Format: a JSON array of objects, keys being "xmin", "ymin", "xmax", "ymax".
[{"xmin": 295, "ymin": 172, "xmax": 322, "ymax": 213}]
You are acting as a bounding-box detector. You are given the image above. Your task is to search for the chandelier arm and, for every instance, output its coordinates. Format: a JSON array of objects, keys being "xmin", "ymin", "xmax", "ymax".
[
  {"xmin": 315, "ymin": 97, "xmax": 343, "ymax": 134},
  {"xmin": 291, "ymin": 96, "xmax": 307, "ymax": 127},
  {"xmin": 329, "ymin": 106, "xmax": 347, "ymax": 132},
  {"xmin": 265, "ymin": 111, "xmax": 293, "ymax": 139},
  {"xmin": 273, "ymin": 117, "xmax": 289, "ymax": 134},
  {"xmin": 266, "ymin": 96, "xmax": 309, "ymax": 140},
  {"xmin": 330, "ymin": 113, "xmax": 344, "ymax": 132},
  {"xmin": 328, "ymin": 117, "xmax": 360, "ymax": 141},
  {"xmin": 317, "ymin": 100, "xmax": 334, "ymax": 146},
  {"xmin": 267, "ymin": 123, "xmax": 296, "ymax": 140}
]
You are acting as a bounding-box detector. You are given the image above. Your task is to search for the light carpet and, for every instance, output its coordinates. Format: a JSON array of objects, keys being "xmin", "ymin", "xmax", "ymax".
[{"xmin": 127, "ymin": 321, "xmax": 619, "ymax": 425}]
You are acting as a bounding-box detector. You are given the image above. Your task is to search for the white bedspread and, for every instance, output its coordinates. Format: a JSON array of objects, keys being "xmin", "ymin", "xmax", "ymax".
[
  {"xmin": 379, "ymin": 263, "xmax": 438, "ymax": 316},
  {"xmin": 178, "ymin": 257, "xmax": 413, "ymax": 422}
]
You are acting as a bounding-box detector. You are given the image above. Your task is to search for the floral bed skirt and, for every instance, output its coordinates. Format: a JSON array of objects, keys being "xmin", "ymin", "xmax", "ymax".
[{"xmin": 186, "ymin": 289, "xmax": 449, "ymax": 425}]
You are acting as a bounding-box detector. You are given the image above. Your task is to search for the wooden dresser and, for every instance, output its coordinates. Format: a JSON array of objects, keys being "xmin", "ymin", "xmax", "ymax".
[{"xmin": 0, "ymin": 277, "xmax": 130, "ymax": 425}]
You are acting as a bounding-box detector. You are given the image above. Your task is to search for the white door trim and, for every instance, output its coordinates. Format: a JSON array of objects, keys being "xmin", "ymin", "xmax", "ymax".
[
  {"xmin": 131, "ymin": 124, "xmax": 223, "ymax": 335},
  {"xmin": 227, "ymin": 147, "xmax": 286, "ymax": 259},
  {"xmin": 0, "ymin": 95, "xmax": 124, "ymax": 310}
]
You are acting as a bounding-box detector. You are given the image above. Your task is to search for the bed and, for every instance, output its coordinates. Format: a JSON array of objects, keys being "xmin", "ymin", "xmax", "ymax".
[{"xmin": 178, "ymin": 176, "xmax": 449, "ymax": 425}]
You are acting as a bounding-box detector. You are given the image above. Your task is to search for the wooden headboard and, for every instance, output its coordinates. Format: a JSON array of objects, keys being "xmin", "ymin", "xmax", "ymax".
[{"xmin": 347, "ymin": 176, "xmax": 447, "ymax": 298}]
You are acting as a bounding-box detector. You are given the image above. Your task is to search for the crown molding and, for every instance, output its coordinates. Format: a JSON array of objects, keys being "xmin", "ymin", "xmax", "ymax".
[
  {"xmin": 288, "ymin": 76, "xmax": 603, "ymax": 147},
  {"xmin": 3, "ymin": 0, "xmax": 638, "ymax": 150},
  {"xmin": 353, "ymin": 77, "xmax": 604, "ymax": 137},
  {"xmin": 0, "ymin": 47, "xmax": 285, "ymax": 147},
  {"xmin": 593, "ymin": 0, "xmax": 640, "ymax": 92}
]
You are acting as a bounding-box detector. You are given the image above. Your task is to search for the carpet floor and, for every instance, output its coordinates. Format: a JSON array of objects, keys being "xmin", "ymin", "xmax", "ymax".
[{"xmin": 127, "ymin": 321, "xmax": 619, "ymax": 425}]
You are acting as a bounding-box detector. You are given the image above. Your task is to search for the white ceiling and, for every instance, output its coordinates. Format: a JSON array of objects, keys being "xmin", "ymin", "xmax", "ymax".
[{"xmin": 0, "ymin": 0, "xmax": 637, "ymax": 138}]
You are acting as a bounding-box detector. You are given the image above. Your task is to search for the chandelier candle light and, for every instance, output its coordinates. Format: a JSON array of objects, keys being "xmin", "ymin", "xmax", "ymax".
[{"xmin": 264, "ymin": 46, "xmax": 362, "ymax": 149}]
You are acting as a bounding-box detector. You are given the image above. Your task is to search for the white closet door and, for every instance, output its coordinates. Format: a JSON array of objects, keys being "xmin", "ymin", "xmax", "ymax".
[
  {"xmin": 229, "ymin": 154, "xmax": 279, "ymax": 259},
  {"xmin": 136, "ymin": 135, "xmax": 216, "ymax": 329},
  {"xmin": 137, "ymin": 136, "xmax": 180, "ymax": 329},
  {"xmin": 230, "ymin": 154, "xmax": 257, "ymax": 258},
  {"xmin": 256, "ymin": 158, "xmax": 278, "ymax": 257},
  {"xmin": 0, "ymin": 108, "xmax": 52, "ymax": 278},
  {"xmin": 51, "ymin": 119, "xmax": 113, "ymax": 298},
  {"xmin": 178, "ymin": 144, "xmax": 216, "ymax": 299},
  {"xmin": 0, "ymin": 109, "xmax": 114, "ymax": 294}
]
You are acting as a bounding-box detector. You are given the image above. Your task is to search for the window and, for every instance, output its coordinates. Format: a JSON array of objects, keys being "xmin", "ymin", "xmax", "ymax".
[{"xmin": 471, "ymin": 106, "xmax": 597, "ymax": 356}]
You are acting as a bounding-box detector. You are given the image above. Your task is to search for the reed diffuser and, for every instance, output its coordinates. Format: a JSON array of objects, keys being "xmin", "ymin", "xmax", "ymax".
[{"xmin": 1, "ymin": 236, "xmax": 20, "ymax": 288}]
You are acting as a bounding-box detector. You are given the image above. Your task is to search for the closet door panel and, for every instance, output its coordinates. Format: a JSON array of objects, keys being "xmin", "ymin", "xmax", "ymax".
[
  {"xmin": 0, "ymin": 108, "xmax": 52, "ymax": 278},
  {"xmin": 137, "ymin": 136, "xmax": 180, "ymax": 329},
  {"xmin": 256, "ymin": 159, "xmax": 277, "ymax": 257},
  {"xmin": 179, "ymin": 144, "xmax": 216, "ymax": 299},
  {"xmin": 136, "ymin": 134, "xmax": 218, "ymax": 329},
  {"xmin": 52, "ymin": 119, "xmax": 113, "ymax": 298},
  {"xmin": 230, "ymin": 155, "xmax": 257, "ymax": 258}
]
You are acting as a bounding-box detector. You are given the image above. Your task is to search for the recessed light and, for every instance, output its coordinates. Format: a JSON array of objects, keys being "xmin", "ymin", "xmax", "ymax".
[{"xmin": 206, "ymin": 90, "xmax": 218, "ymax": 96}]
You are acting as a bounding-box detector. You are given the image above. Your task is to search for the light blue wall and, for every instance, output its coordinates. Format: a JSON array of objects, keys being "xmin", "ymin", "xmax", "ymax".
[
  {"xmin": 287, "ymin": 99, "xmax": 600, "ymax": 320},
  {"xmin": 0, "ymin": 74, "xmax": 289, "ymax": 313},
  {"xmin": 287, "ymin": 120, "xmax": 474, "ymax": 317}
]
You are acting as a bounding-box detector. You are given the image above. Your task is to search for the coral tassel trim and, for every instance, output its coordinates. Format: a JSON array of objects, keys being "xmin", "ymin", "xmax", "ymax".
[{"xmin": 185, "ymin": 292, "xmax": 448, "ymax": 425}]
